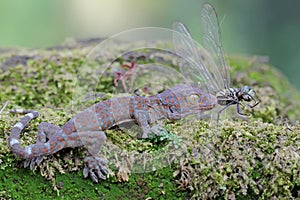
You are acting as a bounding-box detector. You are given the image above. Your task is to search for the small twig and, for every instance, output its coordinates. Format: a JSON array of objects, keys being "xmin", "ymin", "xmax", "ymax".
[{"xmin": 0, "ymin": 101, "xmax": 9, "ymax": 115}]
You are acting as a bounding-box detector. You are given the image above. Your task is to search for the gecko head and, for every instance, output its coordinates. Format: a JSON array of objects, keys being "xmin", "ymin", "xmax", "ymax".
[{"xmin": 170, "ymin": 84, "xmax": 217, "ymax": 115}]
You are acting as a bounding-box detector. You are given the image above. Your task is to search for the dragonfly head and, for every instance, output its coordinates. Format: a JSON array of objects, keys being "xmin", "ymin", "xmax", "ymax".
[
  {"xmin": 216, "ymin": 86, "xmax": 258, "ymax": 108},
  {"xmin": 238, "ymin": 85, "xmax": 255, "ymax": 102},
  {"xmin": 215, "ymin": 86, "xmax": 259, "ymax": 122}
]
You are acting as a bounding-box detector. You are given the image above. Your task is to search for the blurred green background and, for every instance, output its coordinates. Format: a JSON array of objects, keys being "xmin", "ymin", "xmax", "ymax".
[{"xmin": 1, "ymin": 0, "xmax": 299, "ymax": 89}]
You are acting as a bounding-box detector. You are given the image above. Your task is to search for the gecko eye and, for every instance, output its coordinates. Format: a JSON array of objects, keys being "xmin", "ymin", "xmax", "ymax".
[{"xmin": 188, "ymin": 94, "xmax": 200, "ymax": 105}]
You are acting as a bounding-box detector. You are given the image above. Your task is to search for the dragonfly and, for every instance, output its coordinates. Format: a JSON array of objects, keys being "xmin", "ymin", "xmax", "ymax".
[{"xmin": 172, "ymin": 3, "xmax": 259, "ymax": 122}]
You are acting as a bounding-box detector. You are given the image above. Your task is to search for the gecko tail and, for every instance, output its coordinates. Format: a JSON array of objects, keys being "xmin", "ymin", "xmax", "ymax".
[{"xmin": 9, "ymin": 109, "xmax": 39, "ymax": 159}]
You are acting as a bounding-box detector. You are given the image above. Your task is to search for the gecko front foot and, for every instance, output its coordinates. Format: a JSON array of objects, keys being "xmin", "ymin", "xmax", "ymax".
[
  {"xmin": 83, "ymin": 155, "xmax": 108, "ymax": 183},
  {"xmin": 23, "ymin": 156, "xmax": 44, "ymax": 170},
  {"xmin": 142, "ymin": 124, "xmax": 167, "ymax": 139}
]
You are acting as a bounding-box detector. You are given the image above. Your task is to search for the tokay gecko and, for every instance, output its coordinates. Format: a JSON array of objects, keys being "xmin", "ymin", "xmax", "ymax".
[{"xmin": 9, "ymin": 84, "xmax": 217, "ymax": 182}]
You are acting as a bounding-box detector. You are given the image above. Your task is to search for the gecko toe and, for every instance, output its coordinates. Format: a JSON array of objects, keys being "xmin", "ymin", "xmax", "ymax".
[
  {"xmin": 23, "ymin": 159, "xmax": 30, "ymax": 168},
  {"xmin": 35, "ymin": 156, "xmax": 44, "ymax": 165},
  {"xmin": 101, "ymin": 165, "xmax": 108, "ymax": 175},
  {"xmin": 83, "ymin": 166, "xmax": 88, "ymax": 178},
  {"xmin": 95, "ymin": 165, "xmax": 107, "ymax": 180},
  {"xmin": 90, "ymin": 171, "xmax": 99, "ymax": 183}
]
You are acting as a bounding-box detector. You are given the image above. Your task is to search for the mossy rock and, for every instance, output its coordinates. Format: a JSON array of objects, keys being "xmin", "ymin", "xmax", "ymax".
[{"xmin": 0, "ymin": 38, "xmax": 299, "ymax": 199}]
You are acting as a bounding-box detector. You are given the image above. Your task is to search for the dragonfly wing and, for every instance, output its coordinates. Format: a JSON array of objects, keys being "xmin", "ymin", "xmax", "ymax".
[
  {"xmin": 172, "ymin": 21, "xmax": 219, "ymax": 93},
  {"xmin": 200, "ymin": 3, "xmax": 230, "ymax": 89}
]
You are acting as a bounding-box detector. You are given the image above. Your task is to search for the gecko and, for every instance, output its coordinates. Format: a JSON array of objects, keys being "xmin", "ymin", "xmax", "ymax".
[{"xmin": 9, "ymin": 84, "xmax": 217, "ymax": 182}]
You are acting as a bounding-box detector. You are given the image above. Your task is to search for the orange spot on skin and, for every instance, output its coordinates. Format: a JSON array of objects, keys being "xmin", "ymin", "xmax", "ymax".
[
  {"xmin": 81, "ymin": 122, "xmax": 87, "ymax": 127},
  {"xmin": 50, "ymin": 142, "xmax": 56, "ymax": 150},
  {"xmin": 65, "ymin": 130, "xmax": 72, "ymax": 135},
  {"xmin": 97, "ymin": 105, "xmax": 103, "ymax": 110},
  {"xmin": 68, "ymin": 137, "xmax": 74, "ymax": 141}
]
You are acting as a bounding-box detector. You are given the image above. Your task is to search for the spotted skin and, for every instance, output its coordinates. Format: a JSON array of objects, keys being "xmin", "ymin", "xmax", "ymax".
[{"xmin": 9, "ymin": 84, "xmax": 217, "ymax": 182}]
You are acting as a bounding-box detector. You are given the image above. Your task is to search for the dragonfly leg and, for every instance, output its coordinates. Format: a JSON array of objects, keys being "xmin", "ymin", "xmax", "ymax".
[
  {"xmin": 236, "ymin": 103, "xmax": 249, "ymax": 116},
  {"xmin": 217, "ymin": 101, "xmax": 235, "ymax": 124}
]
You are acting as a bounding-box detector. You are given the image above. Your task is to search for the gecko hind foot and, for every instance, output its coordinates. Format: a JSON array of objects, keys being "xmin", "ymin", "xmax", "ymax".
[
  {"xmin": 23, "ymin": 156, "xmax": 44, "ymax": 170},
  {"xmin": 83, "ymin": 156, "xmax": 108, "ymax": 183}
]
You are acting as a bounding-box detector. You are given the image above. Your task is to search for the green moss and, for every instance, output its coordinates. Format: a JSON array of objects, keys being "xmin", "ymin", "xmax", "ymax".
[
  {"xmin": 0, "ymin": 40, "xmax": 299, "ymax": 199},
  {"xmin": 0, "ymin": 166, "xmax": 187, "ymax": 199}
]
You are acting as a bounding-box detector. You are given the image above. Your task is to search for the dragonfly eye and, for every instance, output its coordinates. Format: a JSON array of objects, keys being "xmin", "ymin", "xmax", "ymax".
[
  {"xmin": 241, "ymin": 86, "xmax": 255, "ymax": 101},
  {"xmin": 188, "ymin": 94, "xmax": 200, "ymax": 105}
]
